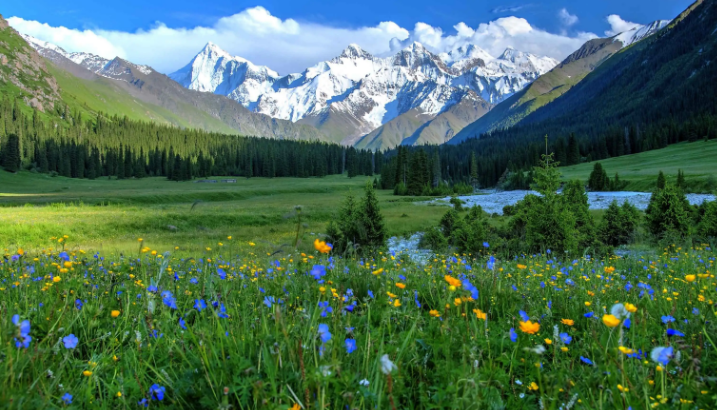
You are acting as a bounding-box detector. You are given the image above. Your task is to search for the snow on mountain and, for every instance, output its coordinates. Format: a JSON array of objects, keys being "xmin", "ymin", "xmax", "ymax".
[
  {"xmin": 21, "ymin": 33, "xmax": 111, "ymax": 73},
  {"xmin": 612, "ymin": 20, "xmax": 671, "ymax": 48},
  {"xmin": 171, "ymin": 41, "xmax": 558, "ymax": 138}
]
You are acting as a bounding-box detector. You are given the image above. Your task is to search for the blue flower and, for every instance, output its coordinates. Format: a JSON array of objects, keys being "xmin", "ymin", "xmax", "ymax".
[
  {"xmin": 138, "ymin": 398, "xmax": 148, "ymax": 407},
  {"xmin": 345, "ymin": 338, "xmax": 357, "ymax": 354},
  {"xmin": 623, "ymin": 318, "xmax": 631, "ymax": 329},
  {"xmin": 12, "ymin": 315, "xmax": 31, "ymax": 349},
  {"xmin": 661, "ymin": 315, "xmax": 675, "ymax": 324},
  {"xmin": 217, "ymin": 268, "xmax": 226, "ymax": 280},
  {"xmin": 63, "ymin": 334, "xmax": 78, "ymax": 349},
  {"xmin": 150, "ymin": 384, "xmax": 165, "ymax": 401},
  {"xmin": 580, "ymin": 356, "xmax": 593, "ymax": 365},
  {"xmin": 74, "ymin": 299, "xmax": 83, "ymax": 310},
  {"xmin": 509, "ymin": 328, "xmax": 517, "ymax": 343},
  {"xmin": 651, "ymin": 346, "xmax": 673, "ymax": 365},
  {"xmin": 483, "ymin": 242, "xmax": 490, "ymax": 248},
  {"xmin": 161, "ymin": 291, "xmax": 177, "ymax": 309},
  {"xmin": 310, "ymin": 265, "xmax": 327, "ymax": 281},
  {"xmin": 190, "ymin": 277, "xmax": 198, "ymax": 284},
  {"xmin": 487, "ymin": 256, "xmax": 496, "ymax": 270},
  {"xmin": 61, "ymin": 393, "xmax": 73, "ymax": 404},
  {"xmin": 318, "ymin": 301, "xmax": 333, "ymax": 317},
  {"xmin": 194, "ymin": 299, "xmax": 207, "ymax": 311},
  {"xmin": 666, "ymin": 329, "xmax": 684, "ymax": 337},
  {"xmin": 559, "ymin": 333, "xmax": 572, "ymax": 345},
  {"xmin": 59, "ymin": 252, "xmax": 69, "ymax": 261},
  {"xmin": 692, "ymin": 308, "xmax": 699, "ymax": 315},
  {"xmin": 216, "ymin": 303, "xmax": 229, "ymax": 318},
  {"xmin": 462, "ymin": 280, "xmax": 479, "ymax": 300},
  {"xmin": 367, "ymin": 290, "xmax": 374, "ymax": 299},
  {"xmin": 519, "ymin": 310, "xmax": 529, "ymax": 322},
  {"xmin": 584, "ymin": 312, "xmax": 594, "ymax": 318},
  {"xmin": 263, "ymin": 296, "xmax": 275, "ymax": 308},
  {"xmin": 318, "ymin": 323, "xmax": 332, "ymax": 343},
  {"xmin": 178, "ymin": 317, "xmax": 187, "ymax": 330}
]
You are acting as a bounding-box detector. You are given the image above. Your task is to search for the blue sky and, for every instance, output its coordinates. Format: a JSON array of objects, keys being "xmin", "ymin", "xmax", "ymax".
[{"xmin": 5, "ymin": 0, "xmax": 693, "ymax": 74}]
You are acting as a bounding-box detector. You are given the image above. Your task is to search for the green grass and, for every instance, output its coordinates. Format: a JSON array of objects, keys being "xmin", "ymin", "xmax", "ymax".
[
  {"xmin": 560, "ymin": 140, "xmax": 717, "ymax": 192},
  {"xmin": 0, "ymin": 172, "xmax": 447, "ymax": 252},
  {"xmin": 48, "ymin": 65, "xmax": 237, "ymax": 134},
  {"xmin": 1, "ymin": 238, "xmax": 714, "ymax": 408}
]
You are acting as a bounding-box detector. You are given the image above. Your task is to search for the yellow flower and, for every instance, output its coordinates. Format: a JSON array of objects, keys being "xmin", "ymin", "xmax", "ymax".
[
  {"xmin": 473, "ymin": 309, "xmax": 487, "ymax": 320},
  {"xmin": 618, "ymin": 346, "xmax": 634, "ymax": 354},
  {"xmin": 561, "ymin": 318, "xmax": 574, "ymax": 326},
  {"xmin": 529, "ymin": 382, "xmax": 539, "ymax": 391},
  {"xmin": 604, "ymin": 266, "xmax": 615, "ymax": 274},
  {"xmin": 602, "ymin": 314, "xmax": 621, "ymax": 328},
  {"xmin": 319, "ymin": 286, "xmax": 326, "ymax": 294},
  {"xmin": 624, "ymin": 303, "xmax": 637, "ymax": 313},
  {"xmin": 372, "ymin": 268, "xmax": 384, "ymax": 275},
  {"xmin": 429, "ymin": 310, "xmax": 441, "ymax": 317},
  {"xmin": 117, "ymin": 392, "xmax": 122, "ymax": 397},
  {"xmin": 519, "ymin": 320, "xmax": 540, "ymax": 334},
  {"xmin": 83, "ymin": 371, "xmax": 93, "ymax": 377},
  {"xmin": 290, "ymin": 404, "xmax": 301, "ymax": 410},
  {"xmin": 517, "ymin": 264, "xmax": 527, "ymax": 269},
  {"xmin": 444, "ymin": 275, "xmax": 462, "ymax": 287},
  {"xmin": 313, "ymin": 239, "xmax": 332, "ymax": 254},
  {"xmin": 111, "ymin": 310, "xmax": 120, "ymax": 318},
  {"xmin": 395, "ymin": 283, "xmax": 406, "ymax": 289},
  {"xmin": 137, "ymin": 238, "xmax": 143, "ymax": 242},
  {"xmin": 393, "ymin": 299, "xmax": 401, "ymax": 307},
  {"xmin": 544, "ymin": 339, "xmax": 552, "ymax": 345},
  {"xmin": 454, "ymin": 298, "xmax": 462, "ymax": 306},
  {"xmin": 63, "ymin": 261, "xmax": 72, "ymax": 268},
  {"xmin": 685, "ymin": 274, "xmax": 696, "ymax": 282},
  {"xmin": 53, "ymin": 276, "xmax": 61, "ymax": 283},
  {"xmin": 584, "ymin": 301, "xmax": 591, "ymax": 307},
  {"xmin": 17, "ymin": 248, "xmax": 24, "ymax": 256},
  {"xmin": 561, "ymin": 347, "xmax": 569, "ymax": 352}
]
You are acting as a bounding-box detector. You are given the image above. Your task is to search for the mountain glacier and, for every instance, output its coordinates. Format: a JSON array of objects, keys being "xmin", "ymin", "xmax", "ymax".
[{"xmin": 170, "ymin": 41, "xmax": 558, "ymax": 144}]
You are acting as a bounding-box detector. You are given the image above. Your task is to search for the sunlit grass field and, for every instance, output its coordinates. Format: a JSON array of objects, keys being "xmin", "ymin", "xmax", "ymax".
[
  {"xmin": 0, "ymin": 172, "xmax": 451, "ymax": 252},
  {"xmin": 560, "ymin": 140, "xmax": 717, "ymax": 193},
  {"xmin": 1, "ymin": 240, "xmax": 715, "ymax": 408}
]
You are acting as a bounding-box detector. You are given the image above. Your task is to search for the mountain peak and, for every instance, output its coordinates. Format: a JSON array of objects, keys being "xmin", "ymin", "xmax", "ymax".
[
  {"xmin": 612, "ymin": 19, "xmax": 671, "ymax": 48},
  {"xmin": 339, "ymin": 43, "xmax": 372, "ymax": 60}
]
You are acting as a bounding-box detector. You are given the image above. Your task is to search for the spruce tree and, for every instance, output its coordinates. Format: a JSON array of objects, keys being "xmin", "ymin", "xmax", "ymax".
[
  {"xmin": 360, "ymin": 180, "xmax": 385, "ymax": 250},
  {"xmin": 3, "ymin": 133, "xmax": 21, "ymax": 172},
  {"xmin": 656, "ymin": 171, "xmax": 666, "ymax": 190}
]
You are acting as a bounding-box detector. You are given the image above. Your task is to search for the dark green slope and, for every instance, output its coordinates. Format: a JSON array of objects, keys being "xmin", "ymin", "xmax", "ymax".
[
  {"xmin": 457, "ymin": 0, "xmax": 714, "ymax": 146},
  {"xmin": 451, "ymin": 38, "xmax": 622, "ymax": 143}
]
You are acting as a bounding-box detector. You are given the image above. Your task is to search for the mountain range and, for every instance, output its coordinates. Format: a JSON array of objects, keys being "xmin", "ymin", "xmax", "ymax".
[{"xmin": 5, "ymin": 12, "xmax": 674, "ymax": 150}]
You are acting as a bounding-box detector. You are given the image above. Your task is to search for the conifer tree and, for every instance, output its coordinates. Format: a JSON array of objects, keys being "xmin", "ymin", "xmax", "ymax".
[
  {"xmin": 361, "ymin": 180, "xmax": 385, "ymax": 250},
  {"xmin": 2, "ymin": 133, "xmax": 21, "ymax": 172}
]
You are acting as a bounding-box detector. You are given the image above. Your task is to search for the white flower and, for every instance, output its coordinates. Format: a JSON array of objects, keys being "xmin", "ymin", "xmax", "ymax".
[
  {"xmin": 515, "ymin": 379, "xmax": 523, "ymax": 385},
  {"xmin": 380, "ymin": 354, "xmax": 397, "ymax": 374},
  {"xmin": 610, "ymin": 303, "xmax": 630, "ymax": 320},
  {"xmin": 524, "ymin": 345, "xmax": 546, "ymax": 355},
  {"xmin": 359, "ymin": 379, "xmax": 370, "ymax": 386}
]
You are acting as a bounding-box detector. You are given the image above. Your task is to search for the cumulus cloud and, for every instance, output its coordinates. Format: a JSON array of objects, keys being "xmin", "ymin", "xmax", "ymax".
[
  {"xmin": 558, "ymin": 9, "xmax": 579, "ymax": 27},
  {"xmin": 9, "ymin": 6, "xmax": 597, "ymax": 75},
  {"xmin": 389, "ymin": 17, "xmax": 596, "ymax": 62},
  {"xmin": 605, "ymin": 15, "xmax": 641, "ymax": 36}
]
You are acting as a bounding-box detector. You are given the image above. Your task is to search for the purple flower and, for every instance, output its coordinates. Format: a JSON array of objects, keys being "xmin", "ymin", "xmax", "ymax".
[{"xmin": 63, "ymin": 334, "xmax": 78, "ymax": 349}]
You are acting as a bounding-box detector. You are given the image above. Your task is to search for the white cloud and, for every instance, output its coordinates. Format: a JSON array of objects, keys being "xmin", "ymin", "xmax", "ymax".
[
  {"xmin": 390, "ymin": 17, "xmax": 596, "ymax": 62},
  {"xmin": 558, "ymin": 8, "xmax": 579, "ymax": 27},
  {"xmin": 8, "ymin": 7, "xmax": 597, "ymax": 75},
  {"xmin": 605, "ymin": 15, "xmax": 641, "ymax": 37}
]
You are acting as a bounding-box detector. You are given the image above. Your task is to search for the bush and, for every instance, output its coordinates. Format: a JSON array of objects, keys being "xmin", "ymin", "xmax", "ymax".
[
  {"xmin": 599, "ymin": 200, "xmax": 640, "ymax": 247},
  {"xmin": 420, "ymin": 226, "xmax": 448, "ymax": 251},
  {"xmin": 645, "ymin": 184, "xmax": 693, "ymax": 239}
]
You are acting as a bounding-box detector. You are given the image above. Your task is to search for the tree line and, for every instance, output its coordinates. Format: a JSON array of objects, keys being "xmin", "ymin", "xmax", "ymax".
[{"xmin": 0, "ymin": 97, "xmax": 376, "ymax": 180}]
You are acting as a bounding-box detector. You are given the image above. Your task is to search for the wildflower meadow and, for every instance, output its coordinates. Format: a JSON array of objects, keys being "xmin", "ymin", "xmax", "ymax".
[{"xmin": 1, "ymin": 238, "xmax": 716, "ymax": 409}]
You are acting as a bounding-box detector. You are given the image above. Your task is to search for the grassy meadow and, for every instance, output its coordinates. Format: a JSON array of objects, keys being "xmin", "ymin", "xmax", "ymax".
[
  {"xmin": 0, "ymin": 172, "xmax": 449, "ymax": 252},
  {"xmin": 560, "ymin": 140, "xmax": 717, "ymax": 193}
]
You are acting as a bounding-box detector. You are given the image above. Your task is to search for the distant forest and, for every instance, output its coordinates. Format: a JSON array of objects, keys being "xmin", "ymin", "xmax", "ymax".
[{"xmin": 0, "ymin": 98, "xmax": 378, "ymax": 180}]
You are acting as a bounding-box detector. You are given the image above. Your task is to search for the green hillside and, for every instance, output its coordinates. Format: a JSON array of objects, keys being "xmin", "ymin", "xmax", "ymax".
[
  {"xmin": 560, "ymin": 140, "xmax": 717, "ymax": 192},
  {"xmin": 48, "ymin": 64, "xmax": 237, "ymax": 133}
]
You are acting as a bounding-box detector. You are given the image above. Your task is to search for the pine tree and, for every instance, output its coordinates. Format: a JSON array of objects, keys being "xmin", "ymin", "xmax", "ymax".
[
  {"xmin": 469, "ymin": 151, "xmax": 479, "ymax": 190},
  {"xmin": 656, "ymin": 171, "xmax": 666, "ymax": 190},
  {"xmin": 676, "ymin": 169, "xmax": 685, "ymax": 190},
  {"xmin": 2, "ymin": 133, "xmax": 21, "ymax": 172},
  {"xmin": 360, "ymin": 180, "xmax": 385, "ymax": 250}
]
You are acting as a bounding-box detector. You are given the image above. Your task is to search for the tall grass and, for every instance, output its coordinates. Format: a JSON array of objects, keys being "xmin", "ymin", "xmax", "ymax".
[{"xmin": 1, "ymin": 240, "xmax": 714, "ymax": 408}]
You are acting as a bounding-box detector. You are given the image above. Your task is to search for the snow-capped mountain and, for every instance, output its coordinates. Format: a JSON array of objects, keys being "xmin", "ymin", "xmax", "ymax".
[
  {"xmin": 171, "ymin": 41, "xmax": 558, "ymax": 144},
  {"xmin": 611, "ymin": 20, "xmax": 670, "ymax": 48},
  {"xmin": 21, "ymin": 33, "xmax": 155, "ymax": 77}
]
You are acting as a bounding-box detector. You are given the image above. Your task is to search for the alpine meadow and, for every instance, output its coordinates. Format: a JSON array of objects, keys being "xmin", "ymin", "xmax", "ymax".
[{"xmin": 2, "ymin": 0, "xmax": 717, "ymax": 409}]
